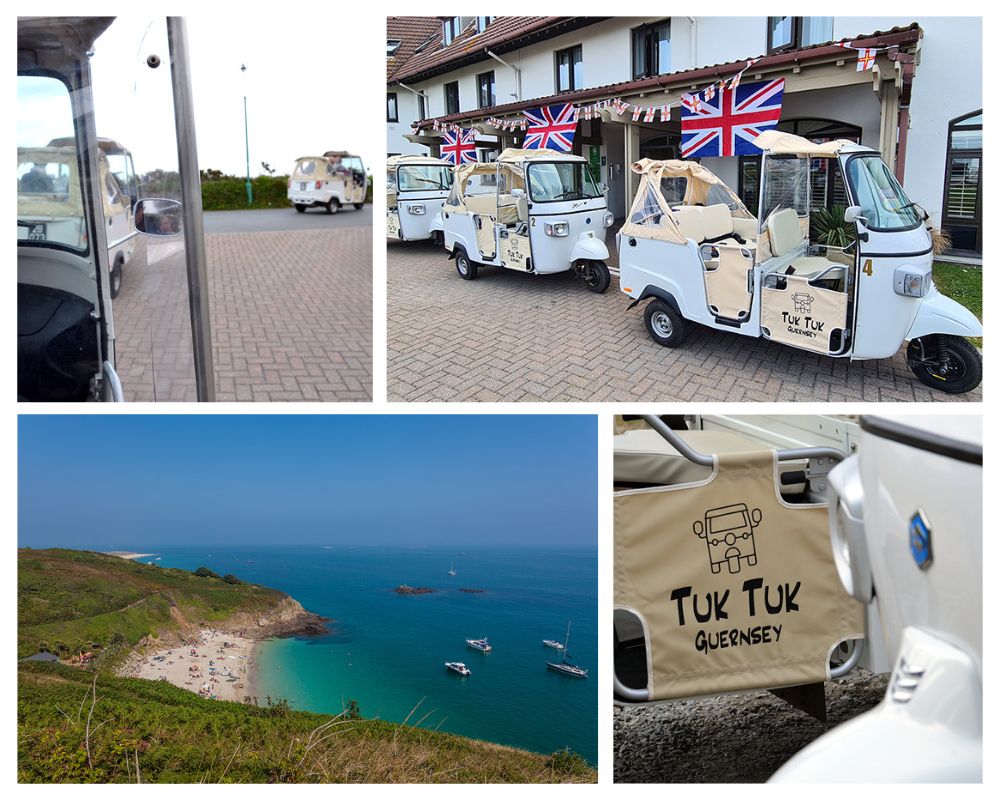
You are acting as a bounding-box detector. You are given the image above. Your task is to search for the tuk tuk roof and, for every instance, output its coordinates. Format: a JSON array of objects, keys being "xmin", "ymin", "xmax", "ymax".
[
  {"xmin": 323, "ymin": 151, "xmax": 362, "ymax": 159},
  {"xmin": 18, "ymin": 17, "xmax": 113, "ymax": 59},
  {"xmin": 496, "ymin": 148, "xmax": 585, "ymax": 164},
  {"xmin": 386, "ymin": 154, "xmax": 451, "ymax": 168},
  {"xmin": 48, "ymin": 136, "xmax": 131, "ymax": 157},
  {"xmin": 753, "ymin": 130, "xmax": 874, "ymax": 158},
  {"xmin": 629, "ymin": 158, "xmax": 732, "ymax": 189}
]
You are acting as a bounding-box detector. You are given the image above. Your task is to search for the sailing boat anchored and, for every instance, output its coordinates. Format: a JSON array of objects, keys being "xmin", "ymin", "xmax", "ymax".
[{"xmin": 546, "ymin": 621, "xmax": 588, "ymax": 678}]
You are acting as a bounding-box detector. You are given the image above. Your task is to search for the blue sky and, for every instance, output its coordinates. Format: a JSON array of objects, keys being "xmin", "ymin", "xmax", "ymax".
[{"xmin": 18, "ymin": 415, "xmax": 597, "ymax": 550}]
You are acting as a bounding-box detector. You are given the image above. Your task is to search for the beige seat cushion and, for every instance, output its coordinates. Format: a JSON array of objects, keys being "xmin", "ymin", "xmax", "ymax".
[
  {"xmin": 701, "ymin": 203, "xmax": 734, "ymax": 240},
  {"xmin": 672, "ymin": 206, "xmax": 706, "ymax": 243},
  {"xmin": 464, "ymin": 194, "xmax": 498, "ymax": 216},
  {"xmin": 787, "ymin": 255, "xmax": 843, "ymax": 279},
  {"xmin": 767, "ymin": 207, "xmax": 804, "ymax": 256}
]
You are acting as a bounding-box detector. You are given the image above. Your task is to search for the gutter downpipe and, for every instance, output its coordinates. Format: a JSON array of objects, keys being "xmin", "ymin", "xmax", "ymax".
[
  {"xmin": 687, "ymin": 17, "xmax": 698, "ymax": 70},
  {"xmin": 486, "ymin": 48, "xmax": 521, "ymax": 102}
]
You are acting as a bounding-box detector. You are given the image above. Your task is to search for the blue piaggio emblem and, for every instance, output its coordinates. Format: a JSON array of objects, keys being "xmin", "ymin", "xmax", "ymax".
[{"xmin": 909, "ymin": 509, "xmax": 932, "ymax": 570}]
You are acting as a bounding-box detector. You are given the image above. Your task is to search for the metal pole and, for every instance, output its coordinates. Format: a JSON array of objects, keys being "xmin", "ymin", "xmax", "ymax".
[
  {"xmin": 242, "ymin": 64, "xmax": 252, "ymax": 206},
  {"xmin": 167, "ymin": 16, "xmax": 216, "ymax": 401}
]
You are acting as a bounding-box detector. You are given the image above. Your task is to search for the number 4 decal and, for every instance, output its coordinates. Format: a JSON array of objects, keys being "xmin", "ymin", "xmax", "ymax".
[{"xmin": 862, "ymin": 259, "xmax": 874, "ymax": 277}]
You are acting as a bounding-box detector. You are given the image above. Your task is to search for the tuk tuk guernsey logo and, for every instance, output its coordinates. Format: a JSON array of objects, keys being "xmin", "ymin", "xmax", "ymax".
[{"xmin": 668, "ymin": 503, "xmax": 803, "ymax": 656}]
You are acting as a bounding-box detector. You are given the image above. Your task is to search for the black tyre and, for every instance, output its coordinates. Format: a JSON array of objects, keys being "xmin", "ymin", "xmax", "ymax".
[
  {"xmin": 643, "ymin": 299, "xmax": 690, "ymax": 347},
  {"xmin": 326, "ymin": 198, "xmax": 341, "ymax": 215},
  {"xmin": 294, "ymin": 204, "xmax": 306, "ymax": 213},
  {"xmin": 907, "ymin": 335, "xmax": 982, "ymax": 394},
  {"xmin": 455, "ymin": 248, "xmax": 477, "ymax": 281},
  {"xmin": 109, "ymin": 259, "xmax": 123, "ymax": 299},
  {"xmin": 582, "ymin": 260, "xmax": 611, "ymax": 293},
  {"xmin": 353, "ymin": 202, "xmax": 365, "ymax": 210}
]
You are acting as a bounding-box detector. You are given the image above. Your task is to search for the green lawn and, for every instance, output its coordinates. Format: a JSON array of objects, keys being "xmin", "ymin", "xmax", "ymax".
[{"xmin": 933, "ymin": 262, "xmax": 982, "ymax": 347}]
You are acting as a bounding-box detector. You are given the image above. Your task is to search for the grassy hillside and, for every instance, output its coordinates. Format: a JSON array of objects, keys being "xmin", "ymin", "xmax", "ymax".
[
  {"xmin": 18, "ymin": 663, "xmax": 592, "ymax": 783},
  {"xmin": 18, "ymin": 549, "xmax": 286, "ymax": 661}
]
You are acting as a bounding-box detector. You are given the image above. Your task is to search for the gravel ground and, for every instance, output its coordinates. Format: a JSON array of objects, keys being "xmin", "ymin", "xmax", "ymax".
[{"xmin": 614, "ymin": 670, "xmax": 889, "ymax": 782}]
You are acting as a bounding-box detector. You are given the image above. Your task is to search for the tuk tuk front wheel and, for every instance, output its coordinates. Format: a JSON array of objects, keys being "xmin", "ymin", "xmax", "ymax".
[
  {"xmin": 353, "ymin": 202, "xmax": 365, "ymax": 210},
  {"xmin": 455, "ymin": 249, "xmax": 478, "ymax": 281},
  {"xmin": 109, "ymin": 258, "xmax": 123, "ymax": 300},
  {"xmin": 643, "ymin": 299, "xmax": 689, "ymax": 348},
  {"xmin": 907, "ymin": 335, "xmax": 982, "ymax": 394},
  {"xmin": 581, "ymin": 260, "xmax": 611, "ymax": 294}
]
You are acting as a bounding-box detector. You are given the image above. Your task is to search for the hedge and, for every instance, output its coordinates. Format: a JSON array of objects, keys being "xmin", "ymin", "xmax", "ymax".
[{"xmin": 200, "ymin": 175, "xmax": 373, "ymax": 211}]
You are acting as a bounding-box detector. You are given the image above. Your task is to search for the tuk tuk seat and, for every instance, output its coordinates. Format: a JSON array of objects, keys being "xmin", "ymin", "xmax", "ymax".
[
  {"xmin": 766, "ymin": 207, "xmax": 841, "ymax": 282},
  {"xmin": 673, "ymin": 203, "xmax": 756, "ymax": 249}
]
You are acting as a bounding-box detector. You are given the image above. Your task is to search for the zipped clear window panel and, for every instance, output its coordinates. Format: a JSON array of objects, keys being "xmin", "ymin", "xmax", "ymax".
[
  {"xmin": 845, "ymin": 155, "xmax": 923, "ymax": 230},
  {"xmin": 397, "ymin": 165, "xmax": 453, "ymax": 192},
  {"xmin": 527, "ymin": 162, "xmax": 601, "ymax": 202},
  {"xmin": 759, "ymin": 156, "xmax": 809, "ymax": 228},
  {"xmin": 17, "ymin": 76, "xmax": 88, "ymax": 253},
  {"xmin": 659, "ymin": 176, "xmax": 687, "ymax": 205}
]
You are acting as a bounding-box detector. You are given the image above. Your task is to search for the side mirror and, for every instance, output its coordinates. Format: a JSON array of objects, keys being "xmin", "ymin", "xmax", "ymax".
[
  {"xmin": 511, "ymin": 188, "xmax": 525, "ymax": 198},
  {"xmin": 693, "ymin": 520, "xmax": 705, "ymax": 538},
  {"xmin": 134, "ymin": 198, "xmax": 183, "ymax": 236},
  {"xmin": 600, "ymin": 182, "xmax": 609, "ymax": 193},
  {"xmin": 750, "ymin": 508, "xmax": 762, "ymax": 526},
  {"xmin": 844, "ymin": 205, "xmax": 869, "ymax": 242}
]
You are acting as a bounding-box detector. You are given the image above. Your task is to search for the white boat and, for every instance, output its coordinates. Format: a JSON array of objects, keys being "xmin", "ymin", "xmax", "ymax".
[
  {"xmin": 466, "ymin": 637, "xmax": 492, "ymax": 652},
  {"xmin": 445, "ymin": 661, "xmax": 470, "ymax": 676},
  {"xmin": 543, "ymin": 639, "xmax": 565, "ymax": 650},
  {"xmin": 448, "ymin": 560, "xmax": 457, "ymax": 576},
  {"xmin": 547, "ymin": 621, "xmax": 588, "ymax": 678}
]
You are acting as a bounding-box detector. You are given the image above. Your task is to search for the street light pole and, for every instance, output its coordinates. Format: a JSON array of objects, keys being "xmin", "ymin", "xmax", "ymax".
[{"xmin": 241, "ymin": 63, "xmax": 252, "ymax": 206}]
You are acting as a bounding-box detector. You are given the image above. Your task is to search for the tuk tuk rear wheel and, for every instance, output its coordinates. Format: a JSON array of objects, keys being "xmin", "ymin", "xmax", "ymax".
[
  {"xmin": 109, "ymin": 259, "xmax": 123, "ymax": 299},
  {"xmin": 643, "ymin": 299, "xmax": 689, "ymax": 348},
  {"xmin": 326, "ymin": 199, "xmax": 341, "ymax": 214},
  {"xmin": 907, "ymin": 335, "xmax": 982, "ymax": 394},
  {"xmin": 294, "ymin": 204, "xmax": 306, "ymax": 213},
  {"xmin": 455, "ymin": 249, "xmax": 478, "ymax": 281},
  {"xmin": 581, "ymin": 260, "xmax": 611, "ymax": 293},
  {"xmin": 353, "ymin": 202, "xmax": 365, "ymax": 210}
]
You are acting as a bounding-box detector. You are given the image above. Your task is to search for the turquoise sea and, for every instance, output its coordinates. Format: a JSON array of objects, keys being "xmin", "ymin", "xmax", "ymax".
[{"xmin": 143, "ymin": 546, "xmax": 597, "ymax": 764}]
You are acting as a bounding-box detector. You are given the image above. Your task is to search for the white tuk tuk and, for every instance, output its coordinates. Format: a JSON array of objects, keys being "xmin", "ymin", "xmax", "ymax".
[
  {"xmin": 618, "ymin": 131, "xmax": 982, "ymax": 393},
  {"xmin": 288, "ymin": 151, "xmax": 367, "ymax": 214},
  {"xmin": 18, "ymin": 16, "xmax": 214, "ymax": 402},
  {"xmin": 443, "ymin": 148, "xmax": 614, "ymax": 292},
  {"xmin": 386, "ymin": 154, "xmax": 453, "ymax": 243}
]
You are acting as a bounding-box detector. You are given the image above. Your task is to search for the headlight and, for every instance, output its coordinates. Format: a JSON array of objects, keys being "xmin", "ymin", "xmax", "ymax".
[
  {"xmin": 544, "ymin": 221, "xmax": 569, "ymax": 237},
  {"xmin": 603, "ymin": 211, "xmax": 614, "ymax": 228},
  {"xmin": 826, "ymin": 456, "xmax": 873, "ymax": 603},
  {"xmin": 407, "ymin": 204, "xmax": 426, "ymax": 215},
  {"xmin": 893, "ymin": 264, "xmax": 931, "ymax": 297}
]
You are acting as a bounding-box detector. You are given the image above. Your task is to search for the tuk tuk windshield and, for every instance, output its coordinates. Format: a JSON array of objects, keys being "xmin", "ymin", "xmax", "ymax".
[
  {"xmin": 527, "ymin": 161, "xmax": 601, "ymax": 203},
  {"xmin": 397, "ymin": 165, "xmax": 453, "ymax": 192},
  {"xmin": 845, "ymin": 154, "xmax": 923, "ymax": 230},
  {"xmin": 17, "ymin": 76, "xmax": 87, "ymax": 253}
]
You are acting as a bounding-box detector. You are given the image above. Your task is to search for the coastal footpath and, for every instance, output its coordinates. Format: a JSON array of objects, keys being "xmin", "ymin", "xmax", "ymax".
[{"xmin": 17, "ymin": 549, "xmax": 596, "ymax": 783}]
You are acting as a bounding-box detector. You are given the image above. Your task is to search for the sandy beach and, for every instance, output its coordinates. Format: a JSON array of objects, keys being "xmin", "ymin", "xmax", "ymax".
[
  {"xmin": 120, "ymin": 629, "xmax": 259, "ymax": 703},
  {"xmin": 107, "ymin": 551, "xmax": 158, "ymax": 560}
]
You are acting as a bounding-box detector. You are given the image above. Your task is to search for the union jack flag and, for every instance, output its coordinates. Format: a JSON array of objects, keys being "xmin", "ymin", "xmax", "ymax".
[
  {"xmin": 523, "ymin": 103, "xmax": 577, "ymax": 151},
  {"xmin": 680, "ymin": 77, "xmax": 785, "ymax": 158},
  {"xmin": 440, "ymin": 129, "xmax": 478, "ymax": 165}
]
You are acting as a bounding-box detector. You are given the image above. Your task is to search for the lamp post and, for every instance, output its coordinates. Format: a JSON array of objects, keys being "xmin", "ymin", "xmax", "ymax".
[{"xmin": 241, "ymin": 63, "xmax": 252, "ymax": 206}]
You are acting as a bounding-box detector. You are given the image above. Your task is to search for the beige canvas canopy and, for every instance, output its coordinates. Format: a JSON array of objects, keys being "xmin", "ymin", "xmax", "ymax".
[
  {"xmin": 621, "ymin": 158, "xmax": 753, "ymax": 245},
  {"xmin": 753, "ymin": 130, "xmax": 860, "ymax": 158},
  {"xmin": 386, "ymin": 154, "xmax": 451, "ymax": 168},
  {"xmin": 496, "ymin": 147, "xmax": 582, "ymax": 164},
  {"xmin": 17, "ymin": 145, "xmax": 122, "ymax": 218}
]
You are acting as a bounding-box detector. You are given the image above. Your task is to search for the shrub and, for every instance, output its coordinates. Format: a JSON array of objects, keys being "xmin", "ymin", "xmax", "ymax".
[
  {"xmin": 222, "ymin": 574, "xmax": 242, "ymax": 585},
  {"xmin": 810, "ymin": 205, "xmax": 854, "ymax": 248},
  {"xmin": 193, "ymin": 567, "xmax": 220, "ymax": 579}
]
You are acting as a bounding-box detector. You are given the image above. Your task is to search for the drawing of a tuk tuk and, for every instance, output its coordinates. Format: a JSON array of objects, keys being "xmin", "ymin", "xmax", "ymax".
[{"xmin": 693, "ymin": 502, "xmax": 762, "ymax": 575}]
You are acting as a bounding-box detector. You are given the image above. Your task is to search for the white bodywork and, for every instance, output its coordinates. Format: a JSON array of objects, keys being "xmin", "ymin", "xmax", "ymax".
[
  {"xmin": 443, "ymin": 148, "xmax": 612, "ymax": 275},
  {"xmin": 386, "ymin": 155, "xmax": 452, "ymax": 242},
  {"xmin": 619, "ymin": 133, "xmax": 982, "ymax": 360},
  {"xmin": 773, "ymin": 415, "xmax": 982, "ymax": 782}
]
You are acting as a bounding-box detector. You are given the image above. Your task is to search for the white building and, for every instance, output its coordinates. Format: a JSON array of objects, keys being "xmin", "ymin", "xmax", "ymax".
[{"xmin": 387, "ymin": 16, "xmax": 982, "ymax": 258}]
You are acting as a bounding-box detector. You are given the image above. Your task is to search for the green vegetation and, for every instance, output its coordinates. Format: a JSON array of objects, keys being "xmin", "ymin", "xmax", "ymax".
[
  {"xmin": 933, "ymin": 262, "xmax": 982, "ymax": 347},
  {"xmin": 810, "ymin": 205, "xmax": 853, "ymax": 248},
  {"xmin": 199, "ymin": 170, "xmax": 373, "ymax": 211},
  {"xmin": 18, "ymin": 664, "xmax": 593, "ymax": 783},
  {"xmin": 18, "ymin": 549, "xmax": 285, "ymax": 664}
]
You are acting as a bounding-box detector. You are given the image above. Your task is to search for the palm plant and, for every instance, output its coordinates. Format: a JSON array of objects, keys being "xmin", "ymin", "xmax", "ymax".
[{"xmin": 810, "ymin": 205, "xmax": 855, "ymax": 248}]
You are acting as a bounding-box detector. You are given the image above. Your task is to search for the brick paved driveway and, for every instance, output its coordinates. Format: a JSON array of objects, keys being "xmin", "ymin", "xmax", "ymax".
[
  {"xmin": 387, "ymin": 240, "xmax": 981, "ymax": 402},
  {"xmin": 115, "ymin": 225, "xmax": 371, "ymax": 402}
]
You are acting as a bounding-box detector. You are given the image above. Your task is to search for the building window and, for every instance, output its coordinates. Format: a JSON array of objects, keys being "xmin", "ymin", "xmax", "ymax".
[
  {"xmin": 632, "ymin": 20, "xmax": 671, "ymax": 79},
  {"xmin": 767, "ymin": 17, "xmax": 833, "ymax": 53},
  {"xmin": 387, "ymin": 40, "xmax": 401, "ymax": 57},
  {"xmin": 417, "ymin": 92, "xmax": 426, "ymax": 121},
  {"xmin": 477, "ymin": 70, "xmax": 495, "ymax": 109},
  {"xmin": 555, "ymin": 45, "xmax": 583, "ymax": 93},
  {"xmin": 444, "ymin": 82, "xmax": 460, "ymax": 115},
  {"xmin": 387, "ymin": 92, "xmax": 398, "ymax": 123},
  {"xmin": 443, "ymin": 17, "xmax": 462, "ymax": 45},
  {"xmin": 942, "ymin": 109, "xmax": 983, "ymax": 254},
  {"xmin": 477, "ymin": 17, "xmax": 493, "ymax": 33}
]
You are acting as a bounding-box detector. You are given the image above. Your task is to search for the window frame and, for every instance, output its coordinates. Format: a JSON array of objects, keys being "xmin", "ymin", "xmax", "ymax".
[
  {"xmin": 940, "ymin": 108, "xmax": 983, "ymax": 252},
  {"xmin": 767, "ymin": 16, "xmax": 833, "ymax": 53},
  {"xmin": 554, "ymin": 44, "xmax": 583, "ymax": 93},
  {"xmin": 631, "ymin": 19, "xmax": 671, "ymax": 80},
  {"xmin": 477, "ymin": 70, "xmax": 496, "ymax": 109},
  {"xmin": 386, "ymin": 92, "xmax": 399, "ymax": 123}
]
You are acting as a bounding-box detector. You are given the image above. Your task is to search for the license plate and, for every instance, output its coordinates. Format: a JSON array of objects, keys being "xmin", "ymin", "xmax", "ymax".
[
  {"xmin": 26, "ymin": 222, "xmax": 47, "ymax": 241},
  {"xmin": 299, "ymin": 182, "xmax": 309, "ymax": 191}
]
